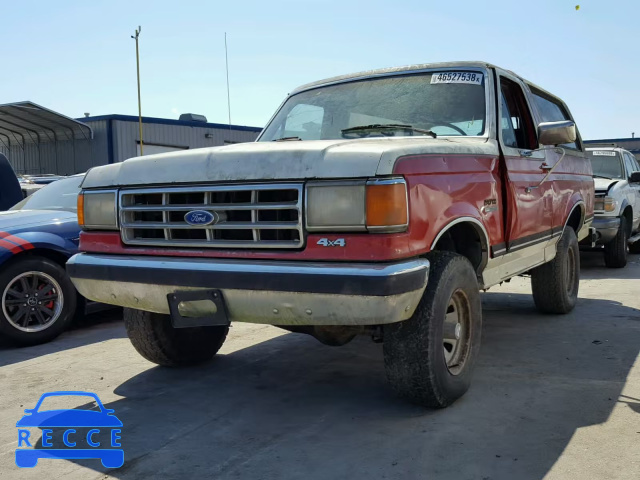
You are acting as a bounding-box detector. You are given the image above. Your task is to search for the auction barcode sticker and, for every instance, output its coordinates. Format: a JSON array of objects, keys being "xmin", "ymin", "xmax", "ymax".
[
  {"xmin": 431, "ymin": 72, "xmax": 483, "ymax": 85},
  {"xmin": 592, "ymin": 151, "xmax": 617, "ymax": 156}
]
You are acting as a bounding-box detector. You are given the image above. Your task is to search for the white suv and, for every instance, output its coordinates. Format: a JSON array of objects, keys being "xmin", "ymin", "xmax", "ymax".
[{"xmin": 586, "ymin": 146, "xmax": 640, "ymax": 267}]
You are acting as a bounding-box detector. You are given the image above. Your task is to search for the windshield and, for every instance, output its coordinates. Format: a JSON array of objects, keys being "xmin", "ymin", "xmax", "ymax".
[
  {"xmin": 259, "ymin": 71, "xmax": 487, "ymax": 141},
  {"xmin": 587, "ymin": 150, "xmax": 624, "ymax": 179},
  {"xmin": 11, "ymin": 175, "xmax": 83, "ymax": 212}
]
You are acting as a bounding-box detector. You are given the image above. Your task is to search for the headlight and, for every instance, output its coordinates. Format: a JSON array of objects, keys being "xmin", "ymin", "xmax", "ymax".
[
  {"xmin": 306, "ymin": 178, "xmax": 408, "ymax": 233},
  {"xmin": 594, "ymin": 196, "xmax": 617, "ymax": 213},
  {"xmin": 78, "ymin": 190, "xmax": 118, "ymax": 230}
]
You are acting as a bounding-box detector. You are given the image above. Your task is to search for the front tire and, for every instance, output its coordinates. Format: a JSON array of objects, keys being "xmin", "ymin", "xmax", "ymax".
[
  {"xmin": 603, "ymin": 216, "xmax": 628, "ymax": 268},
  {"xmin": 383, "ymin": 252, "xmax": 482, "ymax": 408},
  {"xmin": 123, "ymin": 308, "xmax": 229, "ymax": 366},
  {"xmin": 0, "ymin": 256, "xmax": 76, "ymax": 346},
  {"xmin": 531, "ymin": 227, "xmax": 579, "ymax": 314}
]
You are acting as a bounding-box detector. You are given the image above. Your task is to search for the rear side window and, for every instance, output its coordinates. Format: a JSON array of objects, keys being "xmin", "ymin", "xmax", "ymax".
[{"xmin": 531, "ymin": 91, "xmax": 579, "ymax": 150}]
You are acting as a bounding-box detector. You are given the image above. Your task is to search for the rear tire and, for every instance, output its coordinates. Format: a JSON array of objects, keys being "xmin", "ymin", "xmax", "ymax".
[
  {"xmin": 604, "ymin": 216, "xmax": 628, "ymax": 268},
  {"xmin": 123, "ymin": 308, "xmax": 229, "ymax": 366},
  {"xmin": 531, "ymin": 228, "xmax": 579, "ymax": 314},
  {"xmin": 383, "ymin": 252, "xmax": 482, "ymax": 408}
]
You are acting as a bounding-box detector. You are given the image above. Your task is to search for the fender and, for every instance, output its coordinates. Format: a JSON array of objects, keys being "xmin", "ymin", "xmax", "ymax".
[
  {"xmin": 5, "ymin": 231, "xmax": 76, "ymax": 260},
  {"xmin": 18, "ymin": 231, "xmax": 76, "ymax": 251},
  {"xmin": 619, "ymin": 198, "xmax": 630, "ymax": 215}
]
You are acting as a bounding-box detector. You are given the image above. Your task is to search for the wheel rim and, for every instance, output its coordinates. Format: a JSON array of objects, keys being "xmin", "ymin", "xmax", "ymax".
[
  {"xmin": 565, "ymin": 247, "xmax": 576, "ymax": 295},
  {"xmin": 442, "ymin": 289, "xmax": 472, "ymax": 376},
  {"xmin": 2, "ymin": 271, "xmax": 64, "ymax": 333}
]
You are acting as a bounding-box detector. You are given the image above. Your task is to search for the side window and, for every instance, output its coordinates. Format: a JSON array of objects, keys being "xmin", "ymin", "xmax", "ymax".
[
  {"xmin": 499, "ymin": 77, "xmax": 537, "ymax": 151},
  {"xmin": 623, "ymin": 153, "xmax": 638, "ymax": 176},
  {"xmin": 531, "ymin": 92, "xmax": 578, "ymax": 150}
]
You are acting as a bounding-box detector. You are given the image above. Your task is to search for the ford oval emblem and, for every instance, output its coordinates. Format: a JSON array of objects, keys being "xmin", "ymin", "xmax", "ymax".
[{"xmin": 184, "ymin": 210, "xmax": 217, "ymax": 226}]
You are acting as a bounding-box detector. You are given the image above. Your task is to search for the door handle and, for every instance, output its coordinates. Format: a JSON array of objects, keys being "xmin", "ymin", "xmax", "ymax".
[{"xmin": 539, "ymin": 162, "xmax": 552, "ymax": 172}]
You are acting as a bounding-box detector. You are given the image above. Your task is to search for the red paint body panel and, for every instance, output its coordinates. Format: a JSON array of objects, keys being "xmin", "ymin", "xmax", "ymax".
[{"xmin": 502, "ymin": 156, "xmax": 553, "ymax": 244}]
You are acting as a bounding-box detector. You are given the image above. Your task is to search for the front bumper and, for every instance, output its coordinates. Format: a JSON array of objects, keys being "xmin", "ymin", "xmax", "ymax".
[
  {"xmin": 67, "ymin": 254, "xmax": 429, "ymax": 326},
  {"xmin": 593, "ymin": 216, "xmax": 621, "ymax": 244}
]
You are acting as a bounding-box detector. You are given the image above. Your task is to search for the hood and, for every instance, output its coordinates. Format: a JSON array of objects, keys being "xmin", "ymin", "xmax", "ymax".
[
  {"xmin": 0, "ymin": 209, "xmax": 77, "ymax": 231},
  {"xmin": 593, "ymin": 178, "xmax": 620, "ymax": 193},
  {"xmin": 82, "ymin": 137, "xmax": 499, "ymax": 189}
]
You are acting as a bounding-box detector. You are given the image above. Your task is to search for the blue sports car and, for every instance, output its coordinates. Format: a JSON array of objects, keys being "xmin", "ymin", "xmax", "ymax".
[{"xmin": 0, "ymin": 175, "xmax": 86, "ymax": 346}]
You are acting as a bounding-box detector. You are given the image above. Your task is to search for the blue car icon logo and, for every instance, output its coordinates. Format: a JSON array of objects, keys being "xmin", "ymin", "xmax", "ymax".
[{"xmin": 16, "ymin": 391, "xmax": 123, "ymax": 468}]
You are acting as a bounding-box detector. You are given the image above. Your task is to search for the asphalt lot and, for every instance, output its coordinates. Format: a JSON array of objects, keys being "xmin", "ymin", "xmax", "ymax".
[{"xmin": 1, "ymin": 252, "xmax": 639, "ymax": 480}]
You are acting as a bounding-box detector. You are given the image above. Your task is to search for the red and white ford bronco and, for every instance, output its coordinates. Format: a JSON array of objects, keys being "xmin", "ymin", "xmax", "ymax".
[{"xmin": 68, "ymin": 62, "xmax": 594, "ymax": 407}]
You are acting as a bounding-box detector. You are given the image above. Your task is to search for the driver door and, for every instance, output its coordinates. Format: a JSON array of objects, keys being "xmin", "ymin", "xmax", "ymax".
[{"xmin": 496, "ymin": 71, "xmax": 554, "ymax": 255}]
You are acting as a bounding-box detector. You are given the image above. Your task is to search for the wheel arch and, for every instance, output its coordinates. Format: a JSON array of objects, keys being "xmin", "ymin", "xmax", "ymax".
[
  {"xmin": 430, "ymin": 216, "xmax": 490, "ymax": 276},
  {"xmin": 620, "ymin": 202, "xmax": 633, "ymax": 236},
  {"xmin": 2, "ymin": 247, "xmax": 70, "ymax": 270},
  {"xmin": 563, "ymin": 200, "xmax": 585, "ymax": 233}
]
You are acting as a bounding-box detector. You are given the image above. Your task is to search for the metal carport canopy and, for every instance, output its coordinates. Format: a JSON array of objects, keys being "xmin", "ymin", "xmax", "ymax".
[{"xmin": 0, "ymin": 101, "xmax": 93, "ymax": 148}]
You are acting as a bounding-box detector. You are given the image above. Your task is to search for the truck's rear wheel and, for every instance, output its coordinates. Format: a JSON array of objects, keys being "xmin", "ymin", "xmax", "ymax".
[
  {"xmin": 603, "ymin": 216, "xmax": 628, "ymax": 268},
  {"xmin": 123, "ymin": 308, "xmax": 229, "ymax": 366},
  {"xmin": 383, "ymin": 252, "xmax": 482, "ymax": 408},
  {"xmin": 531, "ymin": 227, "xmax": 579, "ymax": 314}
]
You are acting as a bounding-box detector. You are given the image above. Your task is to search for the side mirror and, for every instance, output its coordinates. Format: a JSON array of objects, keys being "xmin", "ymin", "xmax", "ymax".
[
  {"xmin": 538, "ymin": 120, "xmax": 576, "ymax": 146},
  {"xmin": 630, "ymin": 172, "xmax": 640, "ymax": 183}
]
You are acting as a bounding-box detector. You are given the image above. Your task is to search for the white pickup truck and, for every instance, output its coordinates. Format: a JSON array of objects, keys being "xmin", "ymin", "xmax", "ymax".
[{"xmin": 586, "ymin": 146, "xmax": 640, "ymax": 267}]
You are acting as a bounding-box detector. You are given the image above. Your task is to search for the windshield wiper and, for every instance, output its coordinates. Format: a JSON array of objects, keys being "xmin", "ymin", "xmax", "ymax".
[
  {"xmin": 273, "ymin": 136, "xmax": 302, "ymax": 142},
  {"xmin": 592, "ymin": 174, "xmax": 613, "ymax": 179},
  {"xmin": 341, "ymin": 124, "xmax": 437, "ymax": 138}
]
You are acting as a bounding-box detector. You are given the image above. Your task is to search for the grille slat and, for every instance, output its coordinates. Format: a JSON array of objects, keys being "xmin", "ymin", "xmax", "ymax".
[{"xmin": 119, "ymin": 184, "xmax": 303, "ymax": 249}]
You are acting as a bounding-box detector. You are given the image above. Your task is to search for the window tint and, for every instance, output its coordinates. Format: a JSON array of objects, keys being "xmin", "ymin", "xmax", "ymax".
[
  {"xmin": 499, "ymin": 77, "xmax": 536, "ymax": 150},
  {"xmin": 531, "ymin": 92, "xmax": 578, "ymax": 149}
]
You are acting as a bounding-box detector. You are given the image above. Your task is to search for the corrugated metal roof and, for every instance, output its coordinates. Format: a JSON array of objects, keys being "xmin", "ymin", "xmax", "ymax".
[{"xmin": 0, "ymin": 101, "xmax": 93, "ymax": 147}]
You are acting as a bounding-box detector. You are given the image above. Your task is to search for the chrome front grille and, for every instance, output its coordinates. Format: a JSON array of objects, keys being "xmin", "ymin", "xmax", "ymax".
[{"xmin": 119, "ymin": 184, "xmax": 304, "ymax": 249}]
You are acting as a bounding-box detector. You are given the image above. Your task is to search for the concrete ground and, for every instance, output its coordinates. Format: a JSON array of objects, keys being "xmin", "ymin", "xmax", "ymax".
[{"xmin": 1, "ymin": 251, "xmax": 639, "ymax": 480}]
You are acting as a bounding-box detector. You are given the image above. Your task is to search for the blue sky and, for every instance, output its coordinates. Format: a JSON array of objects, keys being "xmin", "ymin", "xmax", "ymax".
[{"xmin": 1, "ymin": 1, "xmax": 636, "ymax": 139}]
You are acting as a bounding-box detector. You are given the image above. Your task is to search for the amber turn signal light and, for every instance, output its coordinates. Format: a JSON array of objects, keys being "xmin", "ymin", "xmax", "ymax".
[
  {"xmin": 365, "ymin": 181, "xmax": 408, "ymax": 232},
  {"xmin": 77, "ymin": 192, "xmax": 85, "ymax": 227}
]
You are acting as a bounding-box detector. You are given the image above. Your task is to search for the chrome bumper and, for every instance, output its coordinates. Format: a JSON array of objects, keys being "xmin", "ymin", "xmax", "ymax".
[{"xmin": 67, "ymin": 254, "xmax": 429, "ymax": 326}]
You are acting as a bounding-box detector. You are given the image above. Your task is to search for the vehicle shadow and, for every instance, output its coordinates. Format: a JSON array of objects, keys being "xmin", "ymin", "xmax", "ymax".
[
  {"xmin": 68, "ymin": 291, "xmax": 639, "ymax": 480},
  {"xmin": 0, "ymin": 309, "xmax": 125, "ymax": 369}
]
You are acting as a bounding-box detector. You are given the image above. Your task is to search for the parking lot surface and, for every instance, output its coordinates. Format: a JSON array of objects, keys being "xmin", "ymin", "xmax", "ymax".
[{"xmin": 1, "ymin": 252, "xmax": 639, "ymax": 480}]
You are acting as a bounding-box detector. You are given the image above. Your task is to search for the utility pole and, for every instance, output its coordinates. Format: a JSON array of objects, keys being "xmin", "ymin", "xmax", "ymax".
[
  {"xmin": 131, "ymin": 26, "xmax": 144, "ymax": 155},
  {"xmin": 225, "ymin": 32, "xmax": 231, "ymax": 130}
]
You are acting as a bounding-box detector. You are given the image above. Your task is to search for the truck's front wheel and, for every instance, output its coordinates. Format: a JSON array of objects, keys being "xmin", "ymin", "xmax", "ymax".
[
  {"xmin": 603, "ymin": 216, "xmax": 628, "ymax": 268},
  {"xmin": 124, "ymin": 308, "xmax": 229, "ymax": 366},
  {"xmin": 383, "ymin": 252, "xmax": 482, "ymax": 408}
]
